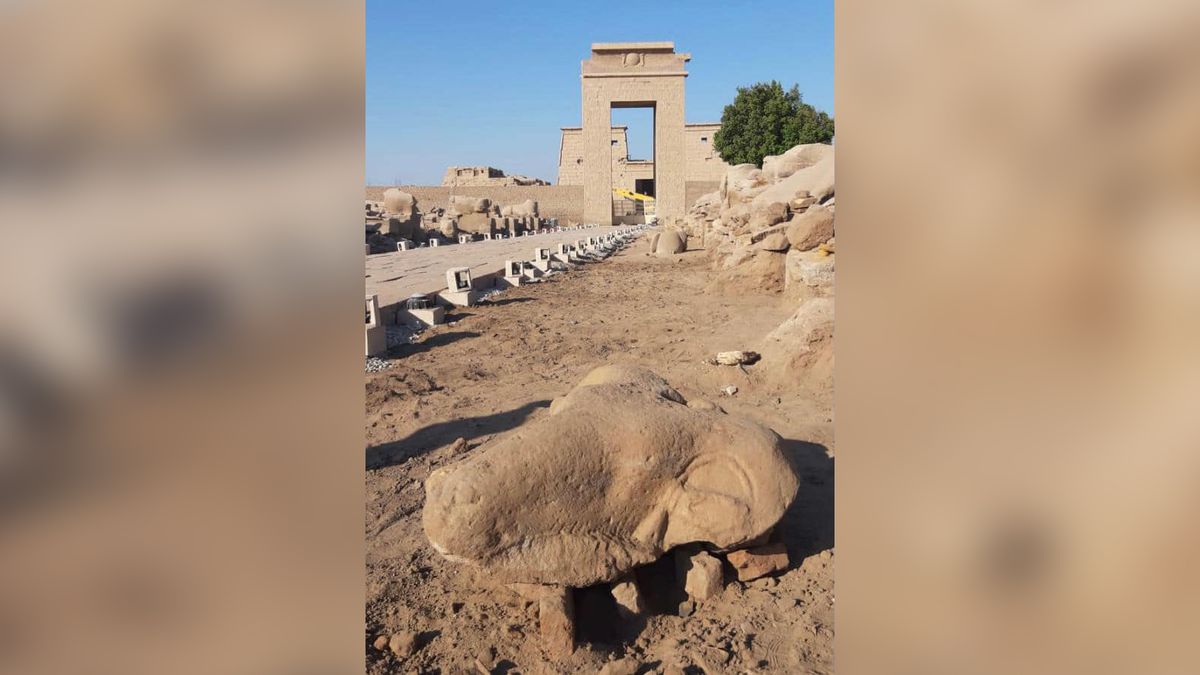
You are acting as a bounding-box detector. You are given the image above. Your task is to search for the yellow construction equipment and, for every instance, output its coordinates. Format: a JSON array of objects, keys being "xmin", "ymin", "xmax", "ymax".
[{"xmin": 612, "ymin": 188, "xmax": 655, "ymax": 202}]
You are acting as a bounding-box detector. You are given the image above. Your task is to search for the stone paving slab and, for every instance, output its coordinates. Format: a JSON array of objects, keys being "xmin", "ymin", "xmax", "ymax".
[{"xmin": 366, "ymin": 226, "xmax": 627, "ymax": 310}]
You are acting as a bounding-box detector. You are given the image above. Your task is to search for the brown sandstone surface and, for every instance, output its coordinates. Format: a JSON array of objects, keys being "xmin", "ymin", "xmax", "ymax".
[{"xmin": 366, "ymin": 247, "xmax": 833, "ymax": 674}]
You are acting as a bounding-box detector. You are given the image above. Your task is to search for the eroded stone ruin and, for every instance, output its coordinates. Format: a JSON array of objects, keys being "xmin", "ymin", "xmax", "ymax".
[
  {"xmin": 366, "ymin": 190, "xmax": 551, "ymax": 252},
  {"xmin": 423, "ymin": 364, "xmax": 800, "ymax": 654}
]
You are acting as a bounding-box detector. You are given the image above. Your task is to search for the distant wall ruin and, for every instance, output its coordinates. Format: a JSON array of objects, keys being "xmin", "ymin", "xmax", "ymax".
[
  {"xmin": 442, "ymin": 166, "xmax": 549, "ymax": 187},
  {"xmin": 366, "ymin": 185, "xmax": 584, "ymax": 223}
]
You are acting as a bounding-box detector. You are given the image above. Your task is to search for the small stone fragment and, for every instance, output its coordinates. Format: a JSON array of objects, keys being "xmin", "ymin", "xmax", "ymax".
[
  {"xmin": 388, "ymin": 631, "xmax": 417, "ymax": 658},
  {"xmin": 372, "ymin": 635, "xmax": 388, "ymax": 651},
  {"xmin": 599, "ymin": 658, "xmax": 641, "ymax": 675},
  {"xmin": 678, "ymin": 551, "xmax": 724, "ymax": 601},
  {"xmin": 677, "ymin": 598, "xmax": 696, "ymax": 618},
  {"xmin": 726, "ymin": 543, "xmax": 790, "ymax": 581},
  {"xmin": 539, "ymin": 586, "xmax": 575, "ymax": 656},
  {"xmin": 611, "ymin": 575, "xmax": 645, "ymax": 619},
  {"xmin": 721, "ymin": 385, "xmax": 738, "ymax": 396},
  {"xmin": 713, "ymin": 350, "xmax": 761, "ymax": 366}
]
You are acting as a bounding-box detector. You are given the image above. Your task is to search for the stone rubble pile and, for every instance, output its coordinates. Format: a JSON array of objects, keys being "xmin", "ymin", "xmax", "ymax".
[
  {"xmin": 366, "ymin": 189, "xmax": 563, "ymax": 253},
  {"xmin": 670, "ymin": 142, "xmax": 836, "ymax": 391},
  {"xmin": 672, "ymin": 143, "xmax": 835, "ymax": 299}
]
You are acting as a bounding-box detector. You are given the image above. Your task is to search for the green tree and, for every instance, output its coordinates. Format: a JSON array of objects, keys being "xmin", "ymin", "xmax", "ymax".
[{"xmin": 712, "ymin": 81, "xmax": 834, "ymax": 167}]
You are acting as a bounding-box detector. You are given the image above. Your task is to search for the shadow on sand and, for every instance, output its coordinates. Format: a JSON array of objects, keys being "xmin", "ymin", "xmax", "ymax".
[{"xmin": 365, "ymin": 399, "xmax": 550, "ymax": 470}]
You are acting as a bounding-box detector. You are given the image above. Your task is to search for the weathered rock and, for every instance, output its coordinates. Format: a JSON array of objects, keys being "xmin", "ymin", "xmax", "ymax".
[
  {"xmin": 685, "ymin": 398, "xmax": 725, "ymax": 413},
  {"xmin": 753, "ymin": 151, "xmax": 834, "ymax": 208},
  {"xmin": 788, "ymin": 192, "xmax": 813, "ymax": 210},
  {"xmin": 423, "ymin": 364, "xmax": 799, "ymax": 586},
  {"xmin": 448, "ymin": 195, "xmax": 491, "ymax": 217},
  {"xmin": 713, "ymin": 350, "xmax": 761, "ymax": 366},
  {"xmin": 599, "ymin": 658, "xmax": 641, "ymax": 675},
  {"xmin": 712, "ymin": 247, "xmax": 787, "ymax": 294},
  {"xmin": 786, "ymin": 206, "xmax": 835, "ymax": 252},
  {"xmin": 439, "ymin": 217, "xmax": 459, "ymax": 239},
  {"xmin": 791, "ymin": 196, "xmax": 818, "ymax": 211},
  {"xmin": 539, "ymin": 587, "xmax": 575, "ymax": 656},
  {"xmin": 726, "ymin": 543, "xmax": 789, "ymax": 581},
  {"xmin": 648, "ymin": 231, "xmax": 661, "ymax": 253},
  {"xmin": 677, "ymin": 550, "xmax": 724, "ymax": 601},
  {"xmin": 720, "ymin": 164, "xmax": 767, "ymax": 207},
  {"xmin": 721, "ymin": 385, "xmax": 738, "ymax": 396},
  {"xmin": 388, "ymin": 631, "xmax": 418, "ymax": 658},
  {"xmin": 762, "ymin": 143, "xmax": 833, "ymax": 183},
  {"xmin": 654, "ymin": 229, "xmax": 688, "ymax": 256},
  {"xmin": 500, "ymin": 199, "xmax": 538, "ymax": 218},
  {"xmin": 382, "ymin": 188, "xmax": 416, "ymax": 217},
  {"xmin": 756, "ymin": 231, "xmax": 790, "ymax": 252},
  {"xmin": 386, "ymin": 214, "xmax": 424, "ymax": 243},
  {"xmin": 785, "ymin": 249, "xmax": 835, "ymax": 294},
  {"xmin": 507, "ymin": 582, "xmax": 556, "ymax": 601},
  {"xmin": 611, "ymin": 575, "xmax": 645, "ymax": 619},
  {"xmin": 372, "ymin": 635, "xmax": 389, "ymax": 651},
  {"xmin": 455, "ymin": 212, "xmax": 491, "ymax": 234},
  {"xmin": 748, "ymin": 201, "xmax": 789, "ymax": 232},
  {"xmin": 761, "ymin": 298, "xmax": 834, "ymax": 393}
]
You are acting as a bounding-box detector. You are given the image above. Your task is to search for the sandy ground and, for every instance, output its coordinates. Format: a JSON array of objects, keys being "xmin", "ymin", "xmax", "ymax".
[{"xmin": 365, "ymin": 242, "xmax": 834, "ymax": 674}]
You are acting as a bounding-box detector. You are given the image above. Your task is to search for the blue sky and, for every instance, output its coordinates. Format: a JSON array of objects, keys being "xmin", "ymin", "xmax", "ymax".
[{"xmin": 366, "ymin": 0, "xmax": 833, "ymax": 185}]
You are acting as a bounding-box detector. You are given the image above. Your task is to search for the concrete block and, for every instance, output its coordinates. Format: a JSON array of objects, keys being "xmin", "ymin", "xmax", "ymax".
[
  {"xmin": 446, "ymin": 267, "xmax": 473, "ymax": 292},
  {"xmin": 365, "ymin": 294, "xmax": 385, "ymax": 357},
  {"xmin": 438, "ymin": 289, "xmax": 477, "ymax": 308}
]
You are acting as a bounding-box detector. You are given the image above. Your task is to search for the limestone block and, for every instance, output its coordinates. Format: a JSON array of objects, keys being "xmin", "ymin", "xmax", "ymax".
[
  {"xmin": 761, "ymin": 297, "xmax": 834, "ymax": 390},
  {"xmin": 539, "ymin": 587, "xmax": 575, "ymax": 656},
  {"xmin": 611, "ymin": 575, "xmax": 644, "ymax": 619},
  {"xmin": 786, "ymin": 206, "xmax": 835, "ymax": 251},
  {"xmin": 456, "ymin": 212, "xmax": 490, "ymax": 234},
  {"xmin": 677, "ymin": 550, "xmax": 724, "ymax": 602},
  {"xmin": 720, "ymin": 164, "xmax": 767, "ymax": 207},
  {"xmin": 726, "ymin": 542, "xmax": 789, "ymax": 581},
  {"xmin": 422, "ymin": 365, "xmax": 799, "ymax": 586},
  {"xmin": 761, "ymin": 143, "xmax": 833, "ymax": 183},
  {"xmin": 753, "ymin": 152, "xmax": 834, "ymax": 208},
  {"xmin": 756, "ymin": 231, "xmax": 790, "ymax": 252},
  {"xmin": 712, "ymin": 247, "xmax": 787, "ymax": 294},
  {"xmin": 748, "ymin": 201, "xmax": 789, "ymax": 231},
  {"xmin": 785, "ymin": 249, "xmax": 835, "ymax": 294}
]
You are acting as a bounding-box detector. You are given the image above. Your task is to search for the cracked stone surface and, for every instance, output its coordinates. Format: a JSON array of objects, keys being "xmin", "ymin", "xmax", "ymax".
[{"xmin": 422, "ymin": 364, "xmax": 799, "ymax": 586}]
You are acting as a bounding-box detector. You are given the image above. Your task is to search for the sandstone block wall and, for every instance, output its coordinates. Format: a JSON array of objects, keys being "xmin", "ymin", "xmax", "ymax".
[
  {"xmin": 686, "ymin": 181, "xmax": 721, "ymax": 209},
  {"xmin": 365, "ymin": 185, "xmax": 585, "ymax": 222},
  {"xmin": 684, "ymin": 124, "xmax": 727, "ymax": 182}
]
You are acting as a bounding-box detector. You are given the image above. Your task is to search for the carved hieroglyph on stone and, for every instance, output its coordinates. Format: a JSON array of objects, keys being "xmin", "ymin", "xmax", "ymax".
[{"xmin": 422, "ymin": 364, "xmax": 799, "ymax": 586}]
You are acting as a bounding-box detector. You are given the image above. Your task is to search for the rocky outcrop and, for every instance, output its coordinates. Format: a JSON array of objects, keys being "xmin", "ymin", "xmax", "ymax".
[
  {"xmin": 682, "ymin": 141, "xmax": 834, "ymax": 297},
  {"xmin": 422, "ymin": 364, "xmax": 799, "ymax": 587},
  {"xmin": 760, "ymin": 297, "xmax": 834, "ymax": 394}
]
